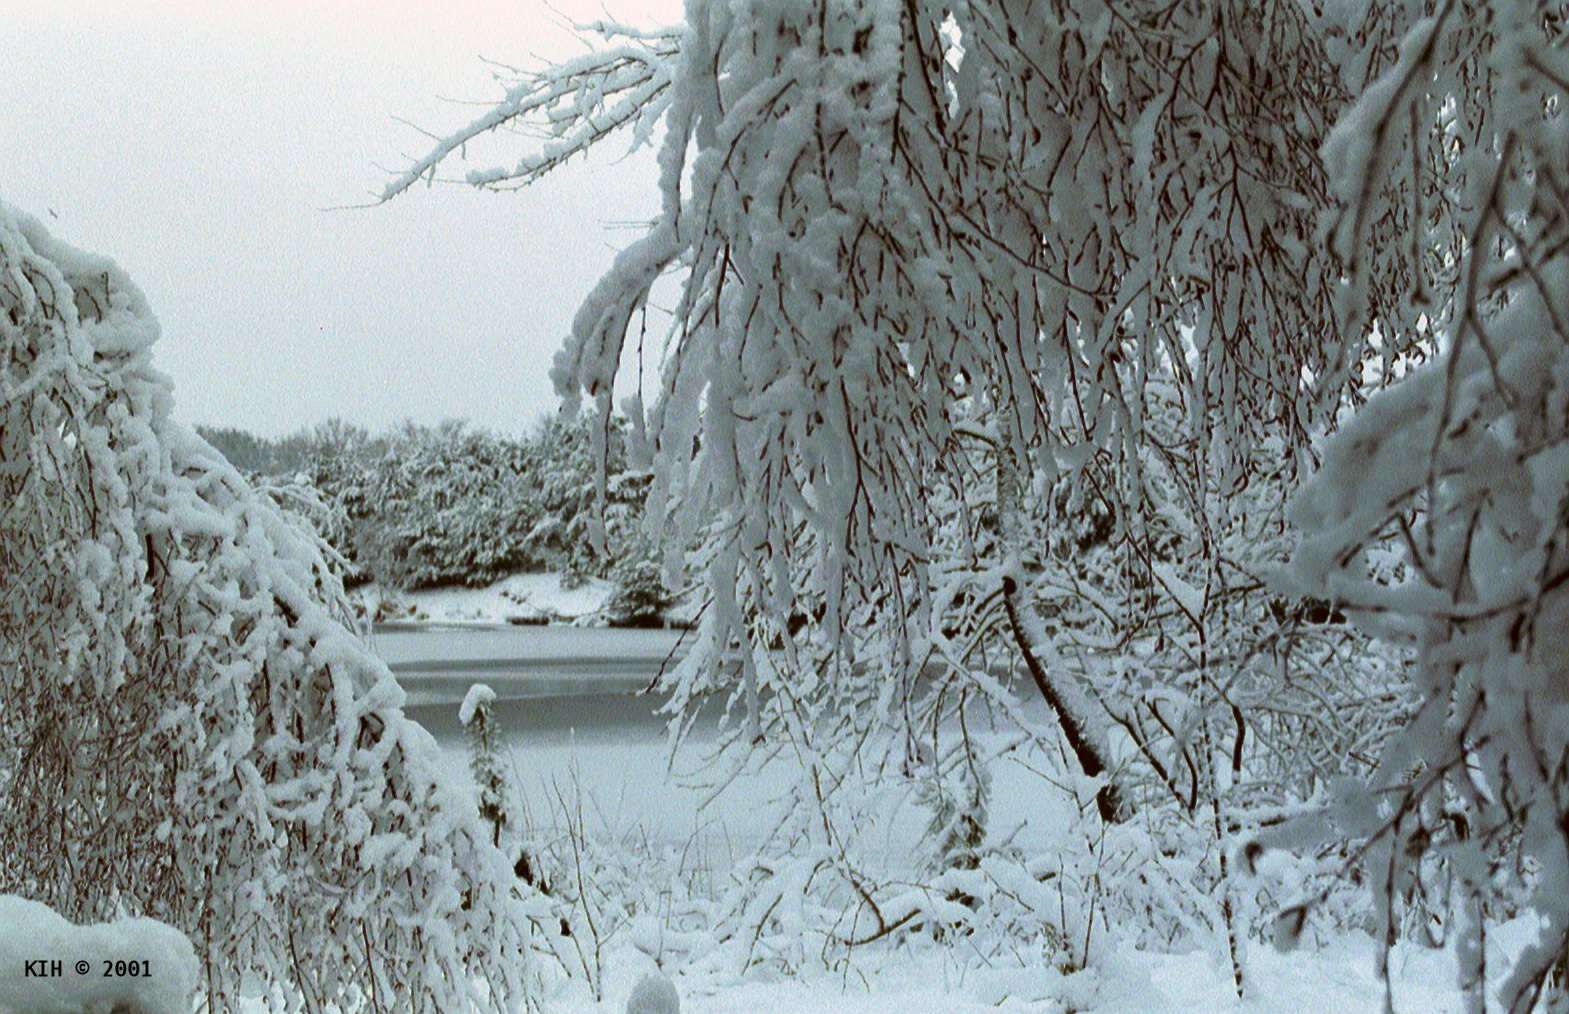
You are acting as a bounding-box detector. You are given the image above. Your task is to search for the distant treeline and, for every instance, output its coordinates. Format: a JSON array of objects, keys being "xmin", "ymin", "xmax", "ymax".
[{"xmin": 196, "ymin": 416, "xmax": 669, "ymax": 625}]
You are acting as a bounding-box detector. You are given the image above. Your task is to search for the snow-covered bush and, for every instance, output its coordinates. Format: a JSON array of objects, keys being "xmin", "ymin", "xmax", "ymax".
[
  {"xmin": 604, "ymin": 552, "xmax": 673, "ymax": 628},
  {"xmin": 348, "ymin": 415, "xmax": 663, "ymax": 596},
  {"xmin": 525, "ymin": 415, "xmax": 654, "ymax": 583},
  {"xmin": 0, "ymin": 197, "xmax": 535, "ymax": 1011},
  {"xmin": 509, "ymin": 761, "xmax": 710, "ymax": 999},
  {"xmin": 351, "ymin": 420, "xmax": 542, "ymax": 588}
]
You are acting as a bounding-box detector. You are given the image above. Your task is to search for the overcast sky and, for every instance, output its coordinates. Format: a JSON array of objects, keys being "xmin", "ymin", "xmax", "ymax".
[{"xmin": 1, "ymin": 0, "xmax": 680, "ymax": 436}]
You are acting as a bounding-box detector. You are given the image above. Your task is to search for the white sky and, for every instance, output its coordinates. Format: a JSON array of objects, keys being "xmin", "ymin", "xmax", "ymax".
[{"xmin": 0, "ymin": 0, "xmax": 681, "ymax": 436}]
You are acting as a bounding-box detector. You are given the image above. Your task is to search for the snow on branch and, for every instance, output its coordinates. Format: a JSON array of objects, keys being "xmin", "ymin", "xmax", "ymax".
[
  {"xmin": 379, "ymin": 22, "xmax": 681, "ymax": 201},
  {"xmin": 381, "ymin": 1, "xmax": 1422, "ymax": 819},
  {"xmin": 1289, "ymin": 3, "xmax": 1569, "ymax": 1008}
]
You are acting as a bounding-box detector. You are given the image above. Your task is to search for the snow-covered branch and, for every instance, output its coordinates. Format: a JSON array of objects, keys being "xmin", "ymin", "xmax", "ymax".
[
  {"xmin": 380, "ymin": 23, "xmax": 681, "ymax": 201},
  {"xmin": 1290, "ymin": 3, "xmax": 1569, "ymax": 1008}
]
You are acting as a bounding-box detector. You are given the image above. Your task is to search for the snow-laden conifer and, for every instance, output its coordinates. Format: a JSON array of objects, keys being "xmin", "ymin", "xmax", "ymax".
[{"xmin": 461, "ymin": 683, "xmax": 510, "ymax": 849}]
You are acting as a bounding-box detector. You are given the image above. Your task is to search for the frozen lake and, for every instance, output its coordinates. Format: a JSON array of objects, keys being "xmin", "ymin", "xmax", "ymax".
[
  {"xmin": 370, "ymin": 624, "xmax": 687, "ymax": 713},
  {"xmin": 370, "ymin": 625, "xmax": 815, "ymax": 863},
  {"xmin": 367, "ymin": 626, "xmax": 1039, "ymax": 867}
]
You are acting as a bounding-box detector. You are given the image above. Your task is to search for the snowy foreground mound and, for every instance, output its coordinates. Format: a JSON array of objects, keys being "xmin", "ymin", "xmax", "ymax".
[
  {"xmin": 624, "ymin": 972, "xmax": 679, "ymax": 1014},
  {"xmin": 0, "ymin": 895, "xmax": 196, "ymax": 1014}
]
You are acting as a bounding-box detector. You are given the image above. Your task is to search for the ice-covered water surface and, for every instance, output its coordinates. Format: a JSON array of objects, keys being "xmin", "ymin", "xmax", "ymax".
[
  {"xmin": 382, "ymin": 625, "xmax": 810, "ymax": 862},
  {"xmin": 371, "ymin": 626, "xmax": 689, "ymax": 670},
  {"xmin": 378, "ymin": 626, "xmax": 687, "ymax": 707},
  {"xmin": 382, "ymin": 626, "xmax": 1048, "ymax": 870}
]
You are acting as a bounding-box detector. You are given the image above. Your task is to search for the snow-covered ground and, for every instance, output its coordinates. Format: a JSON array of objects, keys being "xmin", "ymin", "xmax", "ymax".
[
  {"xmin": 540, "ymin": 918, "xmax": 1540, "ymax": 1013},
  {"xmin": 8, "ymin": 633, "xmax": 1536, "ymax": 1014},
  {"xmin": 3, "ymin": 882, "xmax": 1534, "ymax": 1014},
  {"xmin": 405, "ymin": 678, "xmax": 1547, "ymax": 1014},
  {"xmin": 355, "ymin": 572, "xmax": 617, "ymax": 626}
]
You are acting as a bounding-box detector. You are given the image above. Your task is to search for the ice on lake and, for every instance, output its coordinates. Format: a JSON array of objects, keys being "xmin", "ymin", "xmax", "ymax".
[{"xmin": 370, "ymin": 627, "xmax": 1061, "ymax": 873}]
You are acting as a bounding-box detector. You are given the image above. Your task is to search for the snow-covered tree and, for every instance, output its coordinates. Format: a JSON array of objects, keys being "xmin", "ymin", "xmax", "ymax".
[
  {"xmin": 388, "ymin": 2, "xmax": 1399, "ymax": 762},
  {"xmin": 385, "ymin": 0, "xmax": 1413, "ymax": 769},
  {"xmin": 0, "ymin": 197, "xmax": 535, "ymax": 1011},
  {"xmin": 461, "ymin": 684, "xmax": 509, "ymax": 848},
  {"xmin": 378, "ymin": 0, "xmax": 1468, "ymax": 989},
  {"xmin": 350, "ymin": 420, "xmax": 541, "ymax": 588},
  {"xmin": 1284, "ymin": 3, "xmax": 1569, "ymax": 1009}
]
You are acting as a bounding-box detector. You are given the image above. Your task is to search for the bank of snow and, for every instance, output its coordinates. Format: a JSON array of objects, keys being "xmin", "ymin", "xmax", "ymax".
[
  {"xmin": 0, "ymin": 895, "xmax": 197, "ymax": 1014},
  {"xmin": 356, "ymin": 572, "xmax": 616, "ymax": 626},
  {"xmin": 545, "ymin": 915, "xmax": 1542, "ymax": 1014}
]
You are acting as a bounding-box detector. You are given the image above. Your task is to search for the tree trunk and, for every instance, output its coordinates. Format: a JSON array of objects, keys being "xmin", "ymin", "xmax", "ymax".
[{"xmin": 1000, "ymin": 575, "xmax": 1126, "ymax": 823}]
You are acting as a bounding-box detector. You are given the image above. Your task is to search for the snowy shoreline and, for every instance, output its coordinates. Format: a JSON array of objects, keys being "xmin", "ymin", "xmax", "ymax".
[{"xmin": 353, "ymin": 571, "xmax": 698, "ymax": 630}]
